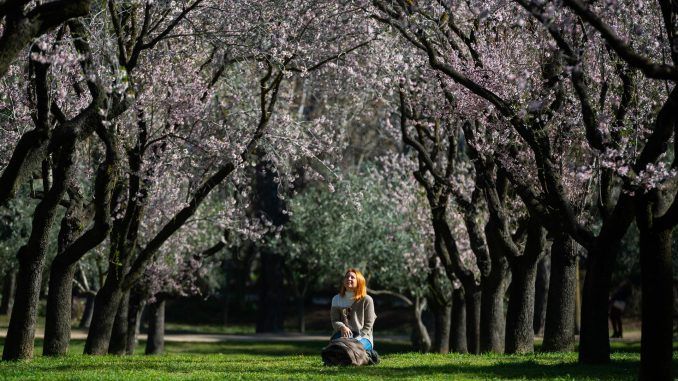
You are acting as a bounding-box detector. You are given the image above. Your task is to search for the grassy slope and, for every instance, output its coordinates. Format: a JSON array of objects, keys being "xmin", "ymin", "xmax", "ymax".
[{"xmin": 1, "ymin": 339, "xmax": 672, "ymax": 381}]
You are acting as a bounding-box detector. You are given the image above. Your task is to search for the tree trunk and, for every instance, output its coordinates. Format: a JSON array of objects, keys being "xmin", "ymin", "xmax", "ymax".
[
  {"xmin": 450, "ymin": 288, "xmax": 467, "ymax": 353},
  {"xmin": 79, "ymin": 293, "xmax": 95, "ymax": 328},
  {"xmin": 256, "ymin": 250, "xmax": 285, "ymax": 333},
  {"xmin": 431, "ymin": 301, "xmax": 452, "ymax": 354},
  {"xmin": 126, "ymin": 291, "xmax": 144, "ymax": 355},
  {"xmin": 0, "ymin": 269, "xmax": 17, "ymax": 315},
  {"xmin": 84, "ymin": 283, "xmax": 124, "ymax": 354},
  {"xmin": 465, "ymin": 288, "xmax": 481, "ymax": 354},
  {"xmin": 2, "ymin": 253, "xmax": 46, "ymax": 360},
  {"xmin": 411, "ymin": 296, "xmax": 431, "ymax": 353},
  {"xmin": 297, "ymin": 295, "xmax": 305, "ymax": 334},
  {"xmin": 40, "ymin": 269, "xmax": 50, "ymax": 299},
  {"xmin": 108, "ymin": 290, "xmax": 130, "ymax": 355},
  {"xmin": 542, "ymin": 234, "xmax": 577, "ymax": 352},
  {"xmin": 505, "ymin": 255, "xmax": 539, "ymax": 354},
  {"xmin": 574, "ymin": 263, "xmax": 581, "ymax": 335},
  {"xmin": 578, "ymin": 243, "xmax": 617, "ymax": 364},
  {"xmin": 2, "ymin": 139, "xmax": 76, "ymax": 360},
  {"xmin": 145, "ymin": 298, "xmax": 166, "ymax": 355},
  {"xmin": 638, "ymin": 225, "xmax": 673, "ymax": 380},
  {"xmin": 533, "ymin": 254, "xmax": 550, "ymax": 336},
  {"xmin": 43, "ymin": 262, "xmax": 77, "ymax": 356},
  {"xmin": 480, "ymin": 242, "xmax": 509, "ymax": 353}
]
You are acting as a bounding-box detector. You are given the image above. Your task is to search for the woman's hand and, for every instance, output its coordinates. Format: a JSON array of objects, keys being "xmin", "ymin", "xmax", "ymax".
[{"xmin": 340, "ymin": 326, "xmax": 352, "ymax": 338}]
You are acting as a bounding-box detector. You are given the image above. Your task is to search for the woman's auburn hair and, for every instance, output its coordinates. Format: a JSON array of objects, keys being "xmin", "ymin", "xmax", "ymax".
[{"xmin": 339, "ymin": 268, "xmax": 367, "ymax": 301}]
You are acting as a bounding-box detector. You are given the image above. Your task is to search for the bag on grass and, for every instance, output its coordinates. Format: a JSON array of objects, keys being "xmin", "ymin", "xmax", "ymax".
[{"xmin": 321, "ymin": 337, "xmax": 370, "ymax": 366}]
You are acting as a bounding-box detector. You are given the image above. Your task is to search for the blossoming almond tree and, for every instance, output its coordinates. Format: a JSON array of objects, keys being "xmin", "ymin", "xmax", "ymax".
[
  {"xmin": 366, "ymin": 0, "xmax": 665, "ymax": 362},
  {"xmin": 79, "ymin": 0, "xmax": 378, "ymax": 355},
  {"xmin": 539, "ymin": 2, "xmax": 678, "ymax": 378}
]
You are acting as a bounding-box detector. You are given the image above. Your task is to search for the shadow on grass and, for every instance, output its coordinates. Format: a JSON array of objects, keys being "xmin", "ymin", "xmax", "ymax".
[
  {"xmin": 163, "ymin": 339, "xmax": 412, "ymax": 356},
  {"xmin": 3, "ymin": 353, "xmax": 654, "ymax": 381},
  {"xmin": 303, "ymin": 358, "xmax": 644, "ymax": 380},
  {"xmin": 2, "ymin": 336, "xmax": 675, "ymax": 380}
]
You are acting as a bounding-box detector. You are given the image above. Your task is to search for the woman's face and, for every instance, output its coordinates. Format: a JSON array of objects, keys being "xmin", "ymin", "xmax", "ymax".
[{"xmin": 344, "ymin": 272, "xmax": 357, "ymax": 290}]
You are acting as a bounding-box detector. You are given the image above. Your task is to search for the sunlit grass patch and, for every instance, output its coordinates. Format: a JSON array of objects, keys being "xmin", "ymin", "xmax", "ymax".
[{"xmin": 0, "ymin": 339, "xmax": 673, "ymax": 380}]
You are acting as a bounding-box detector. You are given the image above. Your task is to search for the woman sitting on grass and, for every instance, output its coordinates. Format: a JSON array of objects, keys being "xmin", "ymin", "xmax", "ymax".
[{"xmin": 330, "ymin": 268, "xmax": 376, "ymax": 351}]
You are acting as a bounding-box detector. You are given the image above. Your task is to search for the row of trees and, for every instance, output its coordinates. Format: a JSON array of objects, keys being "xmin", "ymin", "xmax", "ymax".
[
  {"xmin": 362, "ymin": 1, "xmax": 676, "ymax": 379},
  {"xmin": 0, "ymin": 0, "xmax": 376, "ymax": 360},
  {"xmin": 0, "ymin": 0, "xmax": 675, "ymax": 379}
]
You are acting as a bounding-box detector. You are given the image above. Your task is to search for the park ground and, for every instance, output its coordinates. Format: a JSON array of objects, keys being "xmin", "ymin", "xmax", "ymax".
[
  {"xmin": 0, "ymin": 316, "xmax": 675, "ymax": 380},
  {"xmin": 0, "ymin": 335, "xmax": 676, "ymax": 380}
]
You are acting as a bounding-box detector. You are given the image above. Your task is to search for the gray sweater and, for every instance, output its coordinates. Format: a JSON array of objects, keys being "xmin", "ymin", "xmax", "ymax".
[{"xmin": 330, "ymin": 293, "xmax": 376, "ymax": 344}]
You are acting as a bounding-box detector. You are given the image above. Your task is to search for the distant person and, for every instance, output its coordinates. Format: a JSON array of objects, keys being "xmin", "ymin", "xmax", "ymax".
[
  {"xmin": 329, "ymin": 268, "xmax": 378, "ymax": 363},
  {"xmin": 609, "ymin": 280, "xmax": 632, "ymax": 338}
]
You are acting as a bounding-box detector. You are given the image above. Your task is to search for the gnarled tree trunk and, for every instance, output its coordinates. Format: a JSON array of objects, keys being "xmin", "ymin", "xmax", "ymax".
[
  {"xmin": 450, "ymin": 287, "xmax": 467, "ymax": 353},
  {"xmin": 79, "ymin": 292, "xmax": 95, "ymax": 328},
  {"xmin": 542, "ymin": 233, "xmax": 576, "ymax": 352},
  {"xmin": 84, "ymin": 281, "xmax": 125, "ymax": 354},
  {"xmin": 578, "ymin": 243, "xmax": 618, "ymax": 364},
  {"xmin": 145, "ymin": 298, "xmax": 166, "ymax": 355},
  {"xmin": 430, "ymin": 300, "xmax": 452, "ymax": 354},
  {"xmin": 3, "ymin": 139, "xmax": 76, "ymax": 360},
  {"xmin": 637, "ymin": 215, "xmax": 674, "ymax": 380},
  {"xmin": 3, "ymin": 253, "xmax": 48, "ymax": 360},
  {"xmin": 465, "ymin": 288, "xmax": 481, "ymax": 354},
  {"xmin": 412, "ymin": 296, "xmax": 431, "ymax": 353},
  {"xmin": 43, "ymin": 263, "xmax": 78, "ymax": 356},
  {"xmin": 481, "ymin": 223, "xmax": 510, "ymax": 353},
  {"xmin": 505, "ymin": 258, "xmax": 539, "ymax": 354},
  {"xmin": 533, "ymin": 254, "xmax": 550, "ymax": 336},
  {"xmin": 0, "ymin": 269, "xmax": 17, "ymax": 316},
  {"xmin": 108, "ymin": 290, "xmax": 130, "ymax": 355},
  {"xmin": 126, "ymin": 291, "xmax": 145, "ymax": 355},
  {"xmin": 505, "ymin": 222, "xmax": 545, "ymax": 354}
]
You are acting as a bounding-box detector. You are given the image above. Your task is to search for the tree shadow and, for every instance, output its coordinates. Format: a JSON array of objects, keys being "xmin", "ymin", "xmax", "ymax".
[{"xmin": 280, "ymin": 357, "xmax": 645, "ymax": 380}]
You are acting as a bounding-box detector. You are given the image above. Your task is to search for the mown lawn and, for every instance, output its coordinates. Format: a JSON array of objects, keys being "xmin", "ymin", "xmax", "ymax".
[{"xmin": 0, "ymin": 339, "xmax": 674, "ymax": 380}]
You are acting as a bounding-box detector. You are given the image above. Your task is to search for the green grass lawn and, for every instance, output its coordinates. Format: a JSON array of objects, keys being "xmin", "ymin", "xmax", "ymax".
[{"xmin": 1, "ymin": 339, "xmax": 673, "ymax": 380}]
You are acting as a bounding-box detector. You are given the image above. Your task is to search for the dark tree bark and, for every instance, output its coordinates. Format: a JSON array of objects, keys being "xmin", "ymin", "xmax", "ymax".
[
  {"xmin": 44, "ymin": 185, "xmax": 89, "ymax": 356},
  {"xmin": 427, "ymin": 253, "xmax": 452, "ymax": 354},
  {"xmin": 578, "ymin": 243, "xmax": 619, "ymax": 363},
  {"xmin": 637, "ymin": 211, "xmax": 674, "ymax": 380},
  {"xmin": 430, "ymin": 299, "xmax": 452, "ymax": 354},
  {"xmin": 0, "ymin": 269, "xmax": 17, "ymax": 315},
  {"xmin": 2, "ymin": 253, "xmax": 48, "ymax": 360},
  {"xmin": 411, "ymin": 296, "xmax": 431, "ymax": 353},
  {"xmin": 450, "ymin": 287, "xmax": 467, "ymax": 354},
  {"xmin": 505, "ymin": 259, "xmax": 540, "ymax": 354},
  {"xmin": 3, "ymin": 136, "xmax": 76, "ymax": 360},
  {"xmin": 126, "ymin": 291, "xmax": 145, "ymax": 355},
  {"xmin": 296, "ymin": 295, "xmax": 305, "ymax": 334},
  {"xmin": 465, "ymin": 289, "xmax": 481, "ymax": 354},
  {"xmin": 108, "ymin": 290, "xmax": 130, "ymax": 355},
  {"xmin": 480, "ymin": 221, "xmax": 510, "ymax": 353},
  {"xmin": 84, "ymin": 282, "xmax": 125, "ymax": 354},
  {"xmin": 256, "ymin": 250, "xmax": 285, "ymax": 333},
  {"xmin": 79, "ymin": 292, "xmax": 95, "ymax": 328},
  {"xmin": 42, "ymin": 263, "xmax": 78, "ymax": 356},
  {"xmin": 44, "ymin": 127, "xmax": 117, "ymax": 356},
  {"xmin": 542, "ymin": 233, "xmax": 577, "ymax": 352},
  {"xmin": 145, "ymin": 298, "xmax": 165, "ymax": 355},
  {"xmin": 533, "ymin": 253, "xmax": 550, "ymax": 336},
  {"xmin": 505, "ymin": 222, "xmax": 546, "ymax": 354},
  {"xmin": 574, "ymin": 265, "xmax": 581, "ymax": 335}
]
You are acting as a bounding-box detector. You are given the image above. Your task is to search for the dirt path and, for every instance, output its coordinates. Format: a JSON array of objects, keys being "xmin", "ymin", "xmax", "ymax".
[
  {"xmin": 0, "ymin": 328, "xmax": 644, "ymax": 344},
  {"xmin": 0, "ymin": 328, "xmax": 410, "ymax": 343}
]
